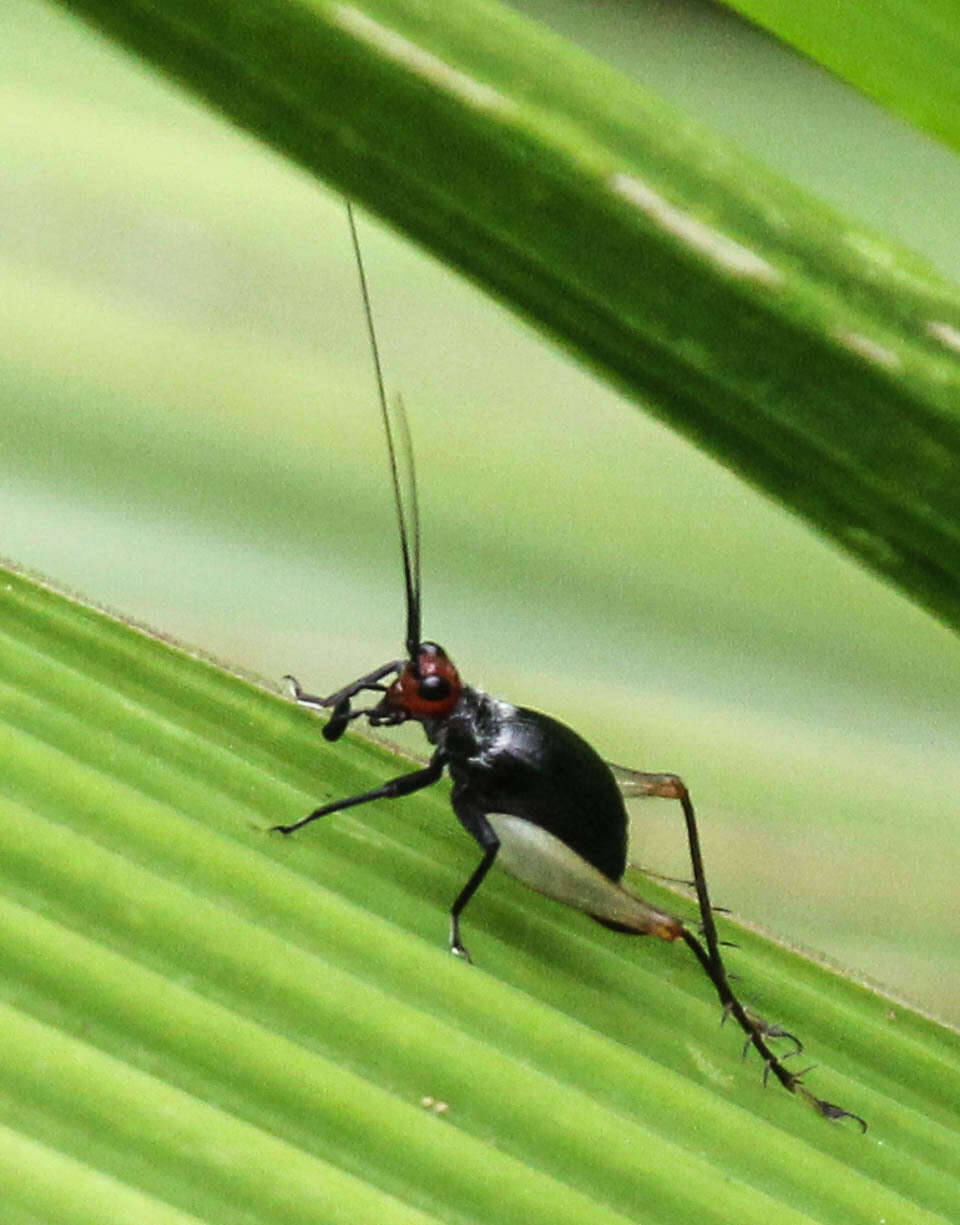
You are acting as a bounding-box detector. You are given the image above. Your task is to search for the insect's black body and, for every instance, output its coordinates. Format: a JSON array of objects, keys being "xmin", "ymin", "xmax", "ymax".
[
  {"xmin": 280, "ymin": 640, "xmax": 685, "ymax": 952},
  {"xmin": 429, "ymin": 687, "xmax": 629, "ymax": 883},
  {"xmin": 274, "ymin": 201, "xmax": 866, "ymax": 1131}
]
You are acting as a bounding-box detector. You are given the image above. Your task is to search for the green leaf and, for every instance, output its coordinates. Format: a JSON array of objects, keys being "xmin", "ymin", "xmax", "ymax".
[
  {"xmin": 2, "ymin": 563, "xmax": 959, "ymax": 1223},
  {"xmin": 716, "ymin": 0, "xmax": 960, "ymax": 155},
  {"xmin": 50, "ymin": 0, "xmax": 960, "ymax": 636}
]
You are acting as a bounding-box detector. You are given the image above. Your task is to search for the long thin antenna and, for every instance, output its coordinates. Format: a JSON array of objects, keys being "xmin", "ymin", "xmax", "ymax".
[{"xmin": 346, "ymin": 201, "xmax": 422, "ymax": 656}]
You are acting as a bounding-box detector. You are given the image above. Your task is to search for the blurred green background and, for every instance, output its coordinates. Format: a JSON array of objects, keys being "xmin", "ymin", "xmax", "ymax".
[{"xmin": 3, "ymin": 0, "xmax": 959, "ymax": 1024}]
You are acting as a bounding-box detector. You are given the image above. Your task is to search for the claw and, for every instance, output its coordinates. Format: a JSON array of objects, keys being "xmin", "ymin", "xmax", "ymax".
[
  {"xmin": 448, "ymin": 916, "xmax": 473, "ymax": 964},
  {"xmin": 792, "ymin": 1074, "xmax": 868, "ymax": 1131},
  {"xmin": 813, "ymin": 1099, "xmax": 869, "ymax": 1132},
  {"xmin": 766, "ymin": 1025, "xmax": 803, "ymax": 1057},
  {"xmin": 731, "ymin": 1002, "xmax": 804, "ymax": 1061},
  {"xmin": 741, "ymin": 1033, "xmax": 801, "ymax": 1059}
]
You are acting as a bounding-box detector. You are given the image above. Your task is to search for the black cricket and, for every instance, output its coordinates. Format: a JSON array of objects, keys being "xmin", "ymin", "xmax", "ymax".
[{"xmin": 274, "ymin": 204, "xmax": 865, "ymax": 1130}]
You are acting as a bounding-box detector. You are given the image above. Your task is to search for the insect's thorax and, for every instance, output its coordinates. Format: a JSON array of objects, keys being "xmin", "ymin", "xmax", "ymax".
[{"xmin": 421, "ymin": 685, "xmax": 510, "ymax": 756}]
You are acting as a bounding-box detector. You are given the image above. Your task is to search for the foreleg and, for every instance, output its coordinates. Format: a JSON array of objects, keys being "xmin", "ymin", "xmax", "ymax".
[{"xmin": 273, "ymin": 752, "xmax": 445, "ymax": 834}]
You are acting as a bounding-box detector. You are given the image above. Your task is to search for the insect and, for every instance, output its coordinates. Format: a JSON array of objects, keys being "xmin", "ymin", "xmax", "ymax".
[{"xmin": 274, "ymin": 203, "xmax": 866, "ymax": 1130}]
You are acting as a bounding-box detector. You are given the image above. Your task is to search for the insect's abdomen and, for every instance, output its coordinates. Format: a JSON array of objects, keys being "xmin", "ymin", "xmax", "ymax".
[{"xmin": 452, "ymin": 704, "xmax": 629, "ymax": 881}]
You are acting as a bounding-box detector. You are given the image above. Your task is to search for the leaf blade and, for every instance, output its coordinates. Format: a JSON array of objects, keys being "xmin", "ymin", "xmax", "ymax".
[
  {"xmin": 2, "ymin": 565, "xmax": 959, "ymax": 1223},
  {"xmin": 49, "ymin": 0, "xmax": 960, "ymax": 633}
]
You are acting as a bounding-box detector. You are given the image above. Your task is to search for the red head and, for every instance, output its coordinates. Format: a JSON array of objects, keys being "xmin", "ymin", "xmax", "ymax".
[{"xmin": 386, "ymin": 642, "xmax": 461, "ymax": 721}]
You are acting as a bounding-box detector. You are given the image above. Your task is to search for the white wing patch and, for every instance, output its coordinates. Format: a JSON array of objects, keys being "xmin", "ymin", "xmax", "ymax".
[{"xmin": 486, "ymin": 814, "xmax": 681, "ymax": 939}]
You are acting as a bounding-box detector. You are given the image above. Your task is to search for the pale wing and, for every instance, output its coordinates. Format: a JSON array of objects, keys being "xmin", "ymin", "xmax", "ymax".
[{"xmin": 485, "ymin": 813, "xmax": 681, "ymax": 940}]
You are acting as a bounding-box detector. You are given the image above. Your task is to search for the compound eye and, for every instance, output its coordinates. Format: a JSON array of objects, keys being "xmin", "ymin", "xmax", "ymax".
[
  {"xmin": 386, "ymin": 645, "xmax": 460, "ymax": 720},
  {"xmin": 417, "ymin": 674, "xmax": 452, "ymax": 703}
]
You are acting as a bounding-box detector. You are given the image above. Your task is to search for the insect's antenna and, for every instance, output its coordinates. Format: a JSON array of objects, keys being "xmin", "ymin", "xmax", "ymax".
[
  {"xmin": 392, "ymin": 390, "xmax": 421, "ymax": 647},
  {"xmin": 346, "ymin": 201, "xmax": 422, "ymax": 657}
]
